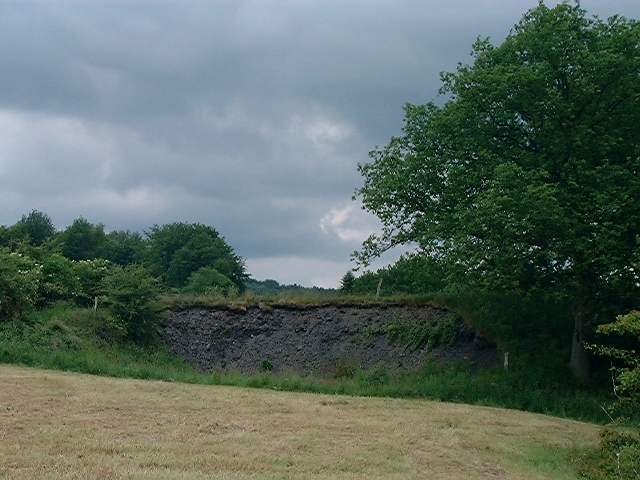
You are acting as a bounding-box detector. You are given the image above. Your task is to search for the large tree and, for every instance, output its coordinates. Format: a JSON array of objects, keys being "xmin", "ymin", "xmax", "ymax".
[
  {"xmin": 58, "ymin": 217, "xmax": 108, "ymax": 261},
  {"xmin": 144, "ymin": 222, "xmax": 247, "ymax": 291},
  {"xmin": 354, "ymin": 2, "xmax": 640, "ymax": 383},
  {"xmin": 11, "ymin": 210, "xmax": 56, "ymax": 246}
]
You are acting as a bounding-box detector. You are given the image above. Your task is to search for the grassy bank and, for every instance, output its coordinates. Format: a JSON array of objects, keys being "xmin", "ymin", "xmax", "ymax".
[{"xmin": 0, "ymin": 302, "xmax": 609, "ymax": 424}]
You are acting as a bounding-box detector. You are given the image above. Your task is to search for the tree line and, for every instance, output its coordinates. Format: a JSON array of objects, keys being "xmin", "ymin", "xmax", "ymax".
[{"xmin": 0, "ymin": 210, "xmax": 247, "ymax": 340}]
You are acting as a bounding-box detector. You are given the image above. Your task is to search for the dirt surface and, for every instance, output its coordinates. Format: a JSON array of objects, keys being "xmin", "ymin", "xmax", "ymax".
[{"xmin": 160, "ymin": 303, "xmax": 501, "ymax": 375}]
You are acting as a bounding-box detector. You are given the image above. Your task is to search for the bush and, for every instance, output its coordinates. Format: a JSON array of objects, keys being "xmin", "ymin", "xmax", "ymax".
[
  {"xmin": 73, "ymin": 259, "xmax": 111, "ymax": 307},
  {"xmin": 0, "ymin": 249, "xmax": 41, "ymax": 321},
  {"xmin": 581, "ymin": 311, "xmax": 640, "ymax": 479},
  {"xmin": 595, "ymin": 311, "xmax": 640, "ymax": 411},
  {"xmin": 430, "ymin": 289, "xmax": 573, "ymax": 371},
  {"xmin": 580, "ymin": 428, "xmax": 640, "ymax": 480},
  {"xmin": 99, "ymin": 264, "xmax": 159, "ymax": 344},
  {"xmin": 384, "ymin": 313, "xmax": 460, "ymax": 351},
  {"xmin": 37, "ymin": 254, "xmax": 80, "ymax": 306},
  {"xmin": 260, "ymin": 359, "xmax": 274, "ymax": 372},
  {"xmin": 356, "ymin": 364, "xmax": 390, "ymax": 387},
  {"xmin": 183, "ymin": 266, "xmax": 234, "ymax": 295}
]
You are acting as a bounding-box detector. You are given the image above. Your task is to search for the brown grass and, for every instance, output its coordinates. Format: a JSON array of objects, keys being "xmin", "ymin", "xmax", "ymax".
[{"xmin": 0, "ymin": 364, "xmax": 597, "ymax": 479}]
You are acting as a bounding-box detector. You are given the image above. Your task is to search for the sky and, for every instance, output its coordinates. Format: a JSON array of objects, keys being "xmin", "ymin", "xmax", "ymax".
[{"xmin": 1, "ymin": 0, "xmax": 639, "ymax": 288}]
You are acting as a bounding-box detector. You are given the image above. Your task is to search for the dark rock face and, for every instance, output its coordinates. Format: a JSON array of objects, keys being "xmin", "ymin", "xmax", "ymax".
[{"xmin": 159, "ymin": 303, "xmax": 500, "ymax": 375}]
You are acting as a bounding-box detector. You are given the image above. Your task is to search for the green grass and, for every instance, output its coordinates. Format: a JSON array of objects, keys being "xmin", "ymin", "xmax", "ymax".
[
  {"xmin": 157, "ymin": 290, "xmax": 432, "ymax": 310},
  {"xmin": 0, "ymin": 302, "xmax": 609, "ymax": 424}
]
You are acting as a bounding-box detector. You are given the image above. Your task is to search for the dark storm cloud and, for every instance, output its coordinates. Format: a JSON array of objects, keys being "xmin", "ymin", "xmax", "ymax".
[{"xmin": 1, "ymin": 0, "xmax": 639, "ymax": 286}]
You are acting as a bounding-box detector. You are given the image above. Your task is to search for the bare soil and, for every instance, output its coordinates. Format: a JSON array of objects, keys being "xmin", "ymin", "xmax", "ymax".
[{"xmin": 160, "ymin": 303, "xmax": 501, "ymax": 375}]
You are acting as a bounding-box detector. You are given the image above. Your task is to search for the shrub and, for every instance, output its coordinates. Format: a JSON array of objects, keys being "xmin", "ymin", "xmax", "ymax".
[
  {"xmin": 356, "ymin": 364, "xmax": 390, "ymax": 388},
  {"xmin": 385, "ymin": 313, "xmax": 460, "ymax": 351},
  {"xmin": 326, "ymin": 357, "xmax": 358, "ymax": 379},
  {"xmin": 183, "ymin": 266, "xmax": 234, "ymax": 295},
  {"xmin": 595, "ymin": 311, "xmax": 640, "ymax": 411},
  {"xmin": 260, "ymin": 359, "xmax": 274, "ymax": 372},
  {"xmin": 99, "ymin": 264, "xmax": 159, "ymax": 344},
  {"xmin": 580, "ymin": 428, "xmax": 640, "ymax": 480},
  {"xmin": 340, "ymin": 270, "xmax": 355, "ymax": 294},
  {"xmin": 73, "ymin": 259, "xmax": 111, "ymax": 307},
  {"xmin": 37, "ymin": 254, "xmax": 80, "ymax": 306},
  {"xmin": 581, "ymin": 311, "xmax": 640, "ymax": 479},
  {"xmin": 430, "ymin": 289, "xmax": 573, "ymax": 371},
  {"xmin": 0, "ymin": 249, "xmax": 41, "ymax": 321}
]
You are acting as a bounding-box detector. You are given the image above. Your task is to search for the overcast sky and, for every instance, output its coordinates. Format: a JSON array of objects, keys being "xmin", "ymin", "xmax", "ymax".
[{"xmin": 1, "ymin": 0, "xmax": 639, "ymax": 287}]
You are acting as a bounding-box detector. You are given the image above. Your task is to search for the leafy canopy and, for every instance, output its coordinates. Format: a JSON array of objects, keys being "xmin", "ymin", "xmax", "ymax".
[
  {"xmin": 144, "ymin": 222, "xmax": 246, "ymax": 290},
  {"xmin": 355, "ymin": 2, "xmax": 640, "ymax": 301},
  {"xmin": 354, "ymin": 2, "xmax": 640, "ymax": 383},
  {"xmin": 11, "ymin": 210, "xmax": 56, "ymax": 246}
]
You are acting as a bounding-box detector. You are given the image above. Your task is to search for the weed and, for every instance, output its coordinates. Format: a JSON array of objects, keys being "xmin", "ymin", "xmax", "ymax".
[
  {"xmin": 356, "ymin": 364, "xmax": 390, "ymax": 388},
  {"xmin": 326, "ymin": 357, "xmax": 359, "ymax": 378},
  {"xmin": 260, "ymin": 359, "xmax": 274, "ymax": 372},
  {"xmin": 384, "ymin": 313, "xmax": 460, "ymax": 351}
]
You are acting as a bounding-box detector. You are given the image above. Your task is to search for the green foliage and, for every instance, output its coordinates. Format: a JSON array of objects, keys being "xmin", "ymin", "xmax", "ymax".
[
  {"xmin": 0, "ymin": 304, "xmax": 193, "ymax": 379},
  {"xmin": 260, "ymin": 359, "xmax": 274, "ymax": 372},
  {"xmin": 0, "ymin": 249, "xmax": 41, "ymax": 321},
  {"xmin": 245, "ymin": 278, "xmax": 283, "ymax": 295},
  {"xmin": 379, "ymin": 313, "xmax": 460, "ymax": 351},
  {"xmin": 326, "ymin": 357, "xmax": 359, "ymax": 379},
  {"xmin": 581, "ymin": 311, "xmax": 640, "ymax": 479},
  {"xmin": 183, "ymin": 266, "xmax": 234, "ymax": 295},
  {"xmin": 596, "ymin": 311, "xmax": 640, "ymax": 410},
  {"xmin": 99, "ymin": 264, "xmax": 159, "ymax": 344},
  {"xmin": 145, "ymin": 222, "xmax": 246, "ymax": 290},
  {"xmin": 101, "ymin": 230, "xmax": 146, "ymax": 265},
  {"xmin": 432, "ymin": 289, "xmax": 573, "ymax": 371},
  {"xmin": 580, "ymin": 428, "xmax": 640, "ymax": 480},
  {"xmin": 356, "ymin": 364, "xmax": 390, "ymax": 388},
  {"xmin": 58, "ymin": 217, "xmax": 108, "ymax": 261},
  {"xmin": 0, "ymin": 225, "xmax": 11, "ymax": 247},
  {"xmin": 354, "ymin": 2, "xmax": 640, "ymax": 382},
  {"xmin": 73, "ymin": 259, "xmax": 111, "ymax": 307},
  {"xmin": 245, "ymin": 278, "xmax": 337, "ymax": 297},
  {"xmin": 37, "ymin": 253, "xmax": 80, "ymax": 306},
  {"xmin": 353, "ymin": 253, "xmax": 447, "ymax": 296},
  {"xmin": 340, "ymin": 270, "xmax": 355, "ymax": 294},
  {"xmin": 10, "ymin": 210, "xmax": 56, "ymax": 246}
]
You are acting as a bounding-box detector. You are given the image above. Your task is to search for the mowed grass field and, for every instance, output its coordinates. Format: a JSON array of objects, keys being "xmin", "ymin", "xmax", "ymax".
[{"xmin": 0, "ymin": 364, "xmax": 598, "ymax": 480}]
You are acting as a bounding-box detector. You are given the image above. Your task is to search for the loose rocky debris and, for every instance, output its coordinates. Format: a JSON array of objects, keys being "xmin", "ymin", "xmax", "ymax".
[{"xmin": 159, "ymin": 303, "xmax": 501, "ymax": 375}]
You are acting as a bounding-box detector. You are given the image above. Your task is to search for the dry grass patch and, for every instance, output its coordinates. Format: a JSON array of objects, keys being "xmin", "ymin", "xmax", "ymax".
[{"xmin": 0, "ymin": 364, "xmax": 597, "ymax": 479}]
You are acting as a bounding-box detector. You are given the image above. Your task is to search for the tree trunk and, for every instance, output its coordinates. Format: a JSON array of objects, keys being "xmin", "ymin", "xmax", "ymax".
[
  {"xmin": 568, "ymin": 268, "xmax": 597, "ymax": 384},
  {"xmin": 569, "ymin": 296, "xmax": 592, "ymax": 385}
]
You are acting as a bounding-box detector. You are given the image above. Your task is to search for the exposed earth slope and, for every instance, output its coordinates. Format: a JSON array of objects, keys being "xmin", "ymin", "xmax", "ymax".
[{"xmin": 160, "ymin": 303, "xmax": 501, "ymax": 375}]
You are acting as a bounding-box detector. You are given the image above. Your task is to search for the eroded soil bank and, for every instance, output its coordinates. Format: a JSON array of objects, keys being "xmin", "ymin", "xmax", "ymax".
[{"xmin": 160, "ymin": 303, "xmax": 501, "ymax": 375}]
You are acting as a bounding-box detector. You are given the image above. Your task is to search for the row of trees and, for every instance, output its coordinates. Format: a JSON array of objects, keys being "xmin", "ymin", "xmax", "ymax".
[
  {"xmin": 0, "ymin": 210, "xmax": 247, "ymax": 290},
  {"xmin": 0, "ymin": 210, "xmax": 247, "ymax": 339},
  {"xmin": 340, "ymin": 254, "xmax": 447, "ymax": 297},
  {"xmin": 0, "ymin": 210, "xmax": 246, "ymax": 292}
]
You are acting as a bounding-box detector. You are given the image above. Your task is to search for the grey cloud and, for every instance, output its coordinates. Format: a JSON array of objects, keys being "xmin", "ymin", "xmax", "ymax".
[{"xmin": 1, "ymin": 0, "xmax": 639, "ymax": 287}]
